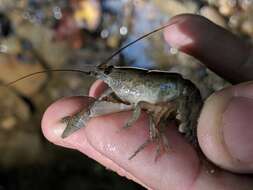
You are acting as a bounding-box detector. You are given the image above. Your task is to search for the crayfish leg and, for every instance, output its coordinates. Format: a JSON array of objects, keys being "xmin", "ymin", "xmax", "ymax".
[
  {"xmin": 128, "ymin": 119, "xmax": 173, "ymax": 161},
  {"xmin": 122, "ymin": 103, "xmax": 142, "ymax": 129},
  {"xmin": 128, "ymin": 138, "xmax": 151, "ymax": 160},
  {"xmin": 154, "ymin": 123, "xmax": 172, "ymax": 161},
  {"xmin": 128, "ymin": 102, "xmax": 176, "ymax": 160}
]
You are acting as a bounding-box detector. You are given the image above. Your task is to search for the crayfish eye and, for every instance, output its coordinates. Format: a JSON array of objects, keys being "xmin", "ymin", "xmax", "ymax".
[{"xmin": 103, "ymin": 65, "xmax": 113, "ymax": 75}]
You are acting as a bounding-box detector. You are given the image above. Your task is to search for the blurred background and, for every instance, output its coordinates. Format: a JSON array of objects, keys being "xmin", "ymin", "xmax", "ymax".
[{"xmin": 0, "ymin": 0, "xmax": 252, "ymax": 189}]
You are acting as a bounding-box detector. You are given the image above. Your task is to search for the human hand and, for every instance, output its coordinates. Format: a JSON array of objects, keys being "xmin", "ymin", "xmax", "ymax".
[{"xmin": 42, "ymin": 14, "xmax": 253, "ymax": 190}]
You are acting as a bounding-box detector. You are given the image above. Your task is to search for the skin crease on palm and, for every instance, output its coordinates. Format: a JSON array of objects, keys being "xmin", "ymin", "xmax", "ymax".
[{"xmin": 41, "ymin": 14, "xmax": 253, "ymax": 190}]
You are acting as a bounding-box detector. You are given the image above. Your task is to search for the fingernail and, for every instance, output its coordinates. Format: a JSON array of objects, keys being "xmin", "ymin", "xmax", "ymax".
[
  {"xmin": 164, "ymin": 18, "xmax": 193, "ymax": 49},
  {"xmin": 223, "ymin": 97, "xmax": 253, "ymax": 163}
]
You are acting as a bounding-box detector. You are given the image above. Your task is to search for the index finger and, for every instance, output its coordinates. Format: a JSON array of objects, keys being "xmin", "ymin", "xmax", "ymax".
[{"xmin": 164, "ymin": 14, "xmax": 253, "ymax": 84}]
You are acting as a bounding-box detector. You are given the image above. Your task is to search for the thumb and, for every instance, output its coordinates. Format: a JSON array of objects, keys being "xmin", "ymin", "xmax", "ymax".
[{"xmin": 198, "ymin": 82, "xmax": 253, "ymax": 173}]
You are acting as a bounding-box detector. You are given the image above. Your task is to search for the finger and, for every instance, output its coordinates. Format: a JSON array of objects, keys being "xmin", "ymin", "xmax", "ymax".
[
  {"xmin": 41, "ymin": 83, "xmax": 253, "ymax": 190},
  {"xmin": 198, "ymin": 81, "xmax": 253, "ymax": 173},
  {"xmin": 164, "ymin": 14, "xmax": 253, "ymax": 83},
  {"xmin": 89, "ymin": 80, "xmax": 108, "ymax": 97}
]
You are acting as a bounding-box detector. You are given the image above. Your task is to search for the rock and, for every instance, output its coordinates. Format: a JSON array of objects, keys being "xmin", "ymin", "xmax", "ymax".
[
  {"xmin": 14, "ymin": 22, "xmax": 71, "ymax": 68},
  {"xmin": 218, "ymin": 0, "xmax": 237, "ymax": 16},
  {"xmin": 72, "ymin": 0, "xmax": 101, "ymax": 31},
  {"xmin": 1, "ymin": 116, "xmax": 17, "ymax": 130},
  {"xmin": 200, "ymin": 6, "xmax": 227, "ymax": 28},
  {"xmin": 0, "ymin": 38, "xmax": 47, "ymax": 96},
  {"xmin": 53, "ymin": 11, "xmax": 84, "ymax": 49},
  {"xmin": 0, "ymin": 87, "xmax": 30, "ymax": 122},
  {"xmin": 241, "ymin": 20, "xmax": 253, "ymax": 36},
  {"xmin": 154, "ymin": 0, "xmax": 198, "ymax": 16}
]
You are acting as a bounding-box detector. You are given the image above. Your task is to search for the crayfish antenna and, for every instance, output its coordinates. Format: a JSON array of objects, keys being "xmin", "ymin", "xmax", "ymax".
[
  {"xmin": 97, "ymin": 22, "xmax": 174, "ymax": 69},
  {"xmin": 4, "ymin": 69, "xmax": 95, "ymax": 87},
  {"xmin": 6, "ymin": 22, "xmax": 174, "ymax": 86}
]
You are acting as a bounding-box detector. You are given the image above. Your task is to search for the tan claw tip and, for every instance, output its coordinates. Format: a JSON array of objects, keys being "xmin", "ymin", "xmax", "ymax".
[
  {"xmin": 61, "ymin": 119, "xmax": 81, "ymax": 139},
  {"xmin": 61, "ymin": 125, "xmax": 80, "ymax": 138}
]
